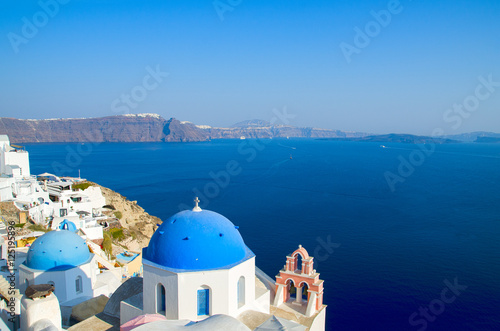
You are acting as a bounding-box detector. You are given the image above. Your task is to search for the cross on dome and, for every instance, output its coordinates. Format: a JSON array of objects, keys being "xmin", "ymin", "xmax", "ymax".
[{"xmin": 193, "ymin": 197, "xmax": 202, "ymax": 212}]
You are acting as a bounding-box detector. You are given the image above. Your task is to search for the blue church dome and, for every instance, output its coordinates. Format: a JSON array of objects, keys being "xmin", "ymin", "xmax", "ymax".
[
  {"xmin": 143, "ymin": 208, "xmax": 254, "ymax": 271},
  {"xmin": 58, "ymin": 219, "xmax": 78, "ymax": 232},
  {"xmin": 25, "ymin": 230, "xmax": 91, "ymax": 271}
]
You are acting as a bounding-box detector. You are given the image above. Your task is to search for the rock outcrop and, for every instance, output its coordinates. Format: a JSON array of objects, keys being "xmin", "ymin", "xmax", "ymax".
[
  {"xmin": 0, "ymin": 201, "xmax": 20, "ymax": 224},
  {"xmin": 86, "ymin": 181, "xmax": 161, "ymax": 253}
]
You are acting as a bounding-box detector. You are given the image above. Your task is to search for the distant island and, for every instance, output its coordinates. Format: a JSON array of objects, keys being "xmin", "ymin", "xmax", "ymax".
[
  {"xmin": 470, "ymin": 136, "xmax": 500, "ymax": 143},
  {"xmin": 0, "ymin": 114, "xmax": 499, "ymax": 144},
  {"xmin": 319, "ymin": 134, "xmax": 459, "ymax": 144}
]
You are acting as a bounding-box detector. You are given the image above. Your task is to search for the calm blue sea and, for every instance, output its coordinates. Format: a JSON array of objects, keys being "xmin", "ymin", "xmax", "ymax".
[{"xmin": 25, "ymin": 139, "xmax": 500, "ymax": 330}]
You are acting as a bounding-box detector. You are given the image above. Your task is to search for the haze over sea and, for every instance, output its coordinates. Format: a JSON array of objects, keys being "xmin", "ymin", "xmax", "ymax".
[{"xmin": 27, "ymin": 139, "xmax": 499, "ymax": 330}]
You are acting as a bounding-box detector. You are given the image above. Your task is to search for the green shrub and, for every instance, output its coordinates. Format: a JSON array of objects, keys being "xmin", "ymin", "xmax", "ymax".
[
  {"xmin": 114, "ymin": 211, "xmax": 123, "ymax": 219},
  {"xmin": 14, "ymin": 223, "xmax": 26, "ymax": 228},
  {"xmin": 72, "ymin": 182, "xmax": 93, "ymax": 191},
  {"xmin": 103, "ymin": 232, "xmax": 112, "ymax": 256},
  {"xmin": 27, "ymin": 224, "xmax": 50, "ymax": 232},
  {"xmin": 110, "ymin": 228, "xmax": 124, "ymax": 240}
]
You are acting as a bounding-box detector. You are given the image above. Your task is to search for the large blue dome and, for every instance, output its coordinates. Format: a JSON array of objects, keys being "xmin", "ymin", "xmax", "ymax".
[
  {"xmin": 25, "ymin": 230, "xmax": 91, "ymax": 271},
  {"xmin": 143, "ymin": 209, "xmax": 254, "ymax": 271}
]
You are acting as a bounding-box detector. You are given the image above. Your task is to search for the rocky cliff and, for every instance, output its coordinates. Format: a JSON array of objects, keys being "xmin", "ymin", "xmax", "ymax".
[
  {"xmin": 0, "ymin": 114, "xmax": 364, "ymax": 143},
  {"xmin": 0, "ymin": 201, "xmax": 20, "ymax": 224},
  {"xmin": 0, "ymin": 114, "xmax": 170, "ymax": 143},
  {"xmin": 90, "ymin": 181, "xmax": 161, "ymax": 254},
  {"xmin": 162, "ymin": 118, "xmax": 209, "ymax": 142}
]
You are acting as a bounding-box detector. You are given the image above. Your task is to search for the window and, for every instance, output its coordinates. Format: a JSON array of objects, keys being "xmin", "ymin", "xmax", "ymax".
[
  {"xmin": 301, "ymin": 283, "xmax": 309, "ymax": 301},
  {"xmin": 156, "ymin": 284, "xmax": 166, "ymax": 314},
  {"xmin": 197, "ymin": 288, "xmax": 210, "ymax": 316},
  {"xmin": 75, "ymin": 276, "xmax": 82, "ymax": 293},
  {"xmin": 238, "ymin": 276, "xmax": 245, "ymax": 308},
  {"xmin": 296, "ymin": 253, "xmax": 303, "ymax": 273},
  {"xmin": 60, "ymin": 209, "xmax": 68, "ymax": 217}
]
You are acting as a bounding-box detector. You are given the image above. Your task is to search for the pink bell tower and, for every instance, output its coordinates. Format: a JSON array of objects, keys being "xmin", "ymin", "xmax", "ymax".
[{"xmin": 273, "ymin": 245, "xmax": 324, "ymax": 317}]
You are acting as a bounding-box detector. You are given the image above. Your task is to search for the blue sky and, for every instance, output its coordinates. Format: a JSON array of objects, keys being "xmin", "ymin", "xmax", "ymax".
[{"xmin": 0, "ymin": 0, "xmax": 499, "ymax": 134}]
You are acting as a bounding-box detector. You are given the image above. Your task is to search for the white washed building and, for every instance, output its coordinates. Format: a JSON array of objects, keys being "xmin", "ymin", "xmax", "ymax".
[
  {"xmin": 121, "ymin": 200, "xmax": 269, "ymax": 324},
  {"xmin": 0, "ymin": 135, "xmax": 30, "ymax": 179},
  {"xmin": 18, "ymin": 229, "xmax": 121, "ymax": 326}
]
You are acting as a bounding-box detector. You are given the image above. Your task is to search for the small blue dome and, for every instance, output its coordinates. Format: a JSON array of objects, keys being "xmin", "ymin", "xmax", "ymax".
[
  {"xmin": 143, "ymin": 209, "xmax": 254, "ymax": 271},
  {"xmin": 58, "ymin": 219, "xmax": 77, "ymax": 232},
  {"xmin": 25, "ymin": 230, "xmax": 91, "ymax": 271}
]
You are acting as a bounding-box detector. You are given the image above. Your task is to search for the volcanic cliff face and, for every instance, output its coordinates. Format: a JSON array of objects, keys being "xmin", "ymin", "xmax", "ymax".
[
  {"xmin": 162, "ymin": 118, "xmax": 209, "ymax": 142},
  {"xmin": 0, "ymin": 114, "xmax": 211, "ymax": 143},
  {"xmin": 0, "ymin": 114, "xmax": 363, "ymax": 143},
  {"xmin": 0, "ymin": 114, "xmax": 170, "ymax": 143}
]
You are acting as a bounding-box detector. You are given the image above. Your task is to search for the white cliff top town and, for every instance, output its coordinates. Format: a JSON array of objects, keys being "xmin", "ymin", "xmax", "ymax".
[{"xmin": 0, "ymin": 135, "xmax": 327, "ymax": 331}]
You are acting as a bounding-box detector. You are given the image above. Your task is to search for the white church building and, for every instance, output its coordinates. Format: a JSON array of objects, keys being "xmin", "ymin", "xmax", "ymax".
[
  {"xmin": 18, "ymin": 229, "xmax": 121, "ymax": 326},
  {"xmin": 121, "ymin": 198, "xmax": 270, "ymax": 323}
]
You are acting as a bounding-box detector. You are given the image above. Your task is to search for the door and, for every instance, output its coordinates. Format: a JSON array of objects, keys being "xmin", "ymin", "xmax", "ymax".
[{"xmin": 197, "ymin": 289, "xmax": 209, "ymax": 316}]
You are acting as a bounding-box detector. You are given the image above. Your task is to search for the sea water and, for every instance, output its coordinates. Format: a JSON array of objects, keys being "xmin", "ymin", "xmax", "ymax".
[{"xmin": 26, "ymin": 139, "xmax": 500, "ymax": 330}]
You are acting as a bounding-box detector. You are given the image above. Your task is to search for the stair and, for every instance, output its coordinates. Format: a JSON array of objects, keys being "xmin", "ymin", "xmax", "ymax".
[{"xmin": 0, "ymin": 274, "xmax": 23, "ymax": 301}]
